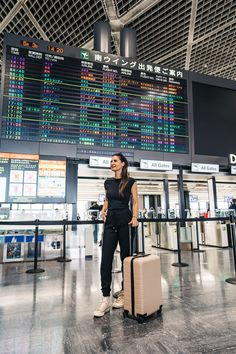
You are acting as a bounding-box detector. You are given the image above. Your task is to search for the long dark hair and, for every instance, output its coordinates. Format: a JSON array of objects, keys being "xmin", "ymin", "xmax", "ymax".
[{"xmin": 112, "ymin": 153, "xmax": 129, "ymax": 196}]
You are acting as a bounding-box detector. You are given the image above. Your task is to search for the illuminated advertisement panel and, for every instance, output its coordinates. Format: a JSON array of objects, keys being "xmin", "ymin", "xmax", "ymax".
[
  {"xmin": 38, "ymin": 160, "xmax": 66, "ymax": 198},
  {"xmin": 0, "ymin": 153, "xmax": 66, "ymax": 202}
]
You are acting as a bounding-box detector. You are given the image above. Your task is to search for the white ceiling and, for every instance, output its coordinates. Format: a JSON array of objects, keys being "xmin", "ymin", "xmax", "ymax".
[{"xmin": 0, "ymin": 0, "xmax": 236, "ymax": 80}]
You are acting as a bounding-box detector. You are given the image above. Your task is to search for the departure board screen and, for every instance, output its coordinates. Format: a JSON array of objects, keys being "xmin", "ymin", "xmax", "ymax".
[
  {"xmin": 0, "ymin": 33, "xmax": 188, "ymax": 153},
  {"xmin": 0, "ymin": 152, "xmax": 66, "ymax": 203}
]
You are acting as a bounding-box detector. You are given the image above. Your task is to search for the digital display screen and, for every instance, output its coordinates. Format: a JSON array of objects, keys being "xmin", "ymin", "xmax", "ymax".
[
  {"xmin": 0, "ymin": 34, "xmax": 188, "ymax": 154},
  {"xmin": 0, "ymin": 156, "xmax": 8, "ymax": 202},
  {"xmin": 38, "ymin": 160, "xmax": 66, "ymax": 198},
  {"xmin": 0, "ymin": 153, "xmax": 66, "ymax": 203},
  {"xmin": 9, "ymin": 156, "xmax": 38, "ymax": 199},
  {"xmin": 192, "ymin": 82, "xmax": 236, "ymax": 156}
]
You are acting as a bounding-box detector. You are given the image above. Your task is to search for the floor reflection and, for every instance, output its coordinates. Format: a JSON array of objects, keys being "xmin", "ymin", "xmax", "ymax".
[{"xmin": 0, "ymin": 244, "xmax": 236, "ymax": 353}]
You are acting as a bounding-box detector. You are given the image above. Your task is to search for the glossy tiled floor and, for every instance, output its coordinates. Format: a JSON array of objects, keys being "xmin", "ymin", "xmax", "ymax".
[{"xmin": 1, "ymin": 241, "xmax": 236, "ymax": 354}]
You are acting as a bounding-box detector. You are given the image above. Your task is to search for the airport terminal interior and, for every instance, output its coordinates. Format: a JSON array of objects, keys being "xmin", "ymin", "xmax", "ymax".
[{"xmin": 1, "ymin": 1, "xmax": 236, "ymax": 353}]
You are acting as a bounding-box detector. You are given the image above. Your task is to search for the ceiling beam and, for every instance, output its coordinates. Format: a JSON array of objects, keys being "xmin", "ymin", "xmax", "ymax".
[
  {"xmin": 0, "ymin": 0, "xmax": 28, "ymax": 33},
  {"xmin": 121, "ymin": 0, "xmax": 162, "ymax": 24},
  {"xmin": 102, "ymin": 0, "xmax": 122, "ymax": 26},
  {"xmin": 185, "ymin": 0, "xmax": 198, "ymax": 70},
  {"xmin": 154, "ymin": 46, "xmax": 187, "ymax": 64},
  {"xmin": 82, "ymin": 38, "xmax": 93, "ymax": 50},
  {"xmin": 22, "ymin": 4, "xmax": 49, "ymax": 40},
  {"xmin": 193, "ymin": 17, "xmax": 236, "ymax": 45},
  {"xmin": 102, "ymin": 0, "xmax": 123, "ymax": 54},
  {"xmin": 208, "ymin": 62, "xmax": 236, "ymax": 76},
  {"xmin": 154, "ymin": 16, "xmax": 236, "ymax": 65},
  {"xmin": 82, "ymin": 0, "xmax": 162, "ymax": 51}
]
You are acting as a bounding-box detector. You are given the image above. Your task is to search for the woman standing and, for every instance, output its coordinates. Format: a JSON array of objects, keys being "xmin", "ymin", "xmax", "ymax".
[{"xmin": 94, "ymin": 153, "xmax": 139, "ymax": 318}]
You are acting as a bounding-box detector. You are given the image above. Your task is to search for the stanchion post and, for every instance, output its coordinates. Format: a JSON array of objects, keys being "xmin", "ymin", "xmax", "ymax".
[
  {"xmin": 193, "ymin": 220, "xmax": 204, "ymax": 253},
  {"xmin": 57, "ymin": 220, "xmax": 72, "ymax": 263},
  {"xmin": 140, "ymin": 221, "xmax": 145, "ymax": 254},
  {"xmin": 172, "ymin": 220, "xmax": 188, "ymax": 267},
  {"xmin": 129, "ymin": 224, "xmax": 132, "ymax": 256},
  {"xmin": 26, "ymin": 219, "xmax": 45, "ymax": 274},
  {"xmin": 226, "ymin": 215, "xmax": 236, "ymax": 284},
  {"xmin": 130, "ymin": 225, "xmax": 137, "ymax": 255}
]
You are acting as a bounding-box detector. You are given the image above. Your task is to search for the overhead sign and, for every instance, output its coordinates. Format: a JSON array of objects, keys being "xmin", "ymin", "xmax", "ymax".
[
  {"xmin": 89, "ymin": 156, "xmax": 110, "ymax": 168},
  {"xmin": 231, "ymin": 166, "xmax": 236, "ymax": 174},
  {"xmin": 190, "ymin": 195, "xmax": 198, "ymax": 202},
  {"xmin": 191, "ymin": 163, "xmax": 219, "ymax": 173},
  {"xmin": 140, "ymin": 159, "xmax": 173, "ymax": 171},
  {"xmin": 224, "ymin": 196, "xmax": 233, "ymax": 202},
  {"xmin": 229, "ymin": 154, "xmax": 236, "ymax": 165}
]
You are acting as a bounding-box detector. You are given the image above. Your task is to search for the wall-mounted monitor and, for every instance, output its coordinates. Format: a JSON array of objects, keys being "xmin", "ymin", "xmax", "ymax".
[
  {"xmin": 0, "ymin": 152, "xmax": 66, "ymax": 203},
  {"xmin": 192, "ymin": 82, "xmax": 236, "ymax": 157}
]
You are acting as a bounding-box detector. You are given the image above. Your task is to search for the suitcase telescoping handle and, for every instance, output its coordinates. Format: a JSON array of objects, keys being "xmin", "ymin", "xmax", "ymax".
[{"xmin": 129, "ymin": 225, "xmax": 145, "ymax": 256}]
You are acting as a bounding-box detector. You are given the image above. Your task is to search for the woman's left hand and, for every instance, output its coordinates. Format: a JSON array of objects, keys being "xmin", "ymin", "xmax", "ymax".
[{"xmin": 129, "ymin": 216, "xmax": 139, "ymax": 227}]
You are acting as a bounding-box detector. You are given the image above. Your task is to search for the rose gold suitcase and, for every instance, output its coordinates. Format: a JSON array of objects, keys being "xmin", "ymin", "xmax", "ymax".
[{"xmin": 123, "ymin": 228, "xmax": 162, "ymax": 323}]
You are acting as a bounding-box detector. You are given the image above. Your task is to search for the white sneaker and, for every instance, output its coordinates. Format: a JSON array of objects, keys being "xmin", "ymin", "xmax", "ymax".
[
  {"xmin": 94, "ymin": 297, "xmax": 111, "ymax": 318},
  {"xmin": 113, "ymin": 289, "xmax": 123, "ymax": 299},
  {"xmin": 112, "ymin": 291, "xmax": 124, "ymax": 309}
]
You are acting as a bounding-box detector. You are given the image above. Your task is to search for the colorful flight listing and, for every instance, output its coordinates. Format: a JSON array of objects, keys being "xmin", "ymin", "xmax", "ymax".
[{"xmin": 1, "ymin": 34, "xmax": 188, "ymax": 153}]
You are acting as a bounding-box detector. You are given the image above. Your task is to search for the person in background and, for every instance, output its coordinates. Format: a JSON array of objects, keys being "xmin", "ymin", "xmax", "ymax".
[
  {"xmin": 94, "ymin": 153, "xmax": 139, "ymax": 318},
  {"xmin": 229, "ymin": 199, "xmax": 236, "ymax": 214},
  {"xmin": 142, "ymin": 207, "xmax": 147, "ymax": 218},
  {"xmin": 89, "ymin": 202, "xmax": 102, "ymax": 212},
  {"xmin": 142, "ymin": 207, "xmax": 150, "ymax": 237},
  {"xmin": 148, "ymin": 206, "xmax": 155, "ymax": 219},
  {"xmin": 89, "ymin": 202, "xmax": 102, "ymax": 243}
]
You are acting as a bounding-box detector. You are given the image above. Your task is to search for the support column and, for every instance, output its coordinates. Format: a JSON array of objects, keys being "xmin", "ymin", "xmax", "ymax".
[
  {"xmin": 184, "ymin": 190, "xmax": 190, "ymax": 213},
  {"xmin": 66, "ymin": 160, "xmax": 78, "ymax": 231},
  {"xmin": 94, "ymin": 21, "xmax": 111, "ymax": 53},
  {"xmin": 163, "ymin": 179, "xmax": 170, "ymax": 218},
  {"xmin": 120, "ymin": 27, "xmax": 137, "ymax": 58},
  {"xmin": 178, "ymin": 167, "xmax": 185, "ymax": 223},
  {"xmin": 208, "ymin": 177, "xmax": 217, "ymax": 217}
]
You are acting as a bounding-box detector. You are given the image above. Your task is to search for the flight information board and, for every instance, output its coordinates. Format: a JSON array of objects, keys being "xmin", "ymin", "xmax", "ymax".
[
  {"xmin": 0, "ymin": 33, "xmax": 188, "ymax": 153},
  {"xmin": 0, "ymin": 152, "xmax": 66, "ymax": 203}
]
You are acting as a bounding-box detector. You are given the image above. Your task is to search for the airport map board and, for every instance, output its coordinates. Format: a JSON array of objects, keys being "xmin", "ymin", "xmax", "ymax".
[{"xmin": 0, "ymin": 33, "xmax": 188, "ymax": 154}]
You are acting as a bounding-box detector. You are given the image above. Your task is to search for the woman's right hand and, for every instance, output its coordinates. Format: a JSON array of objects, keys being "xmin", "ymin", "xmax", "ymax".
[
  {"xmin": 101, "ymin": 210, "xmax": 107, "ymax": 222},
  {"xmin": 129, "ymin": 216, "xmax": 139, "ymax": 227}
]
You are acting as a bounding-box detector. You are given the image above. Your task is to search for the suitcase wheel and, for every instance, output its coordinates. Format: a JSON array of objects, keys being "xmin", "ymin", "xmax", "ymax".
[
  {"xmin": 123, "ymin": 310, "xmax": 128, "ymax": 318},
  {"xmin": 156, "ymin": 305, "xmax": 163, "ymax": 316},
  {"xmin": 137, "ymin": 316, "xmax": 145, "ymax": 324}
]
